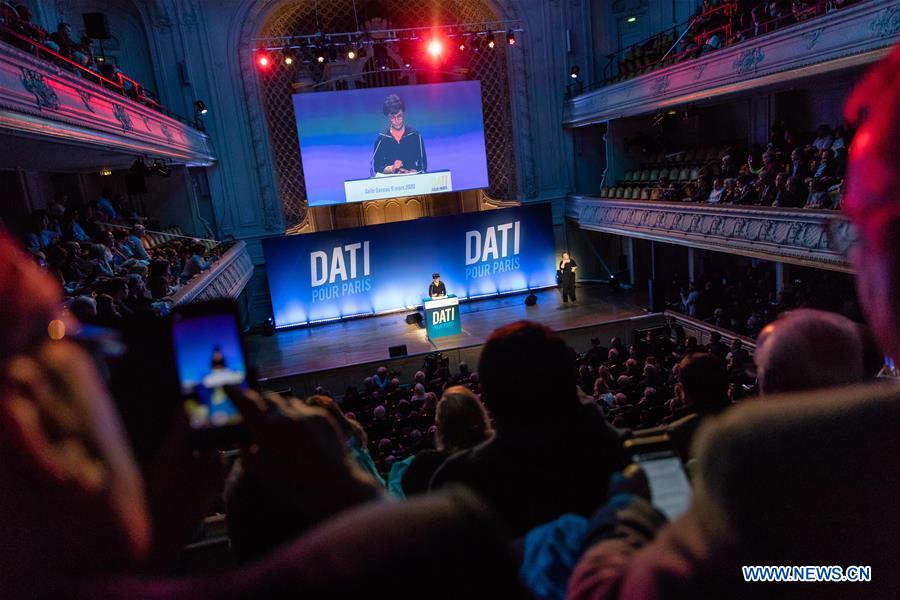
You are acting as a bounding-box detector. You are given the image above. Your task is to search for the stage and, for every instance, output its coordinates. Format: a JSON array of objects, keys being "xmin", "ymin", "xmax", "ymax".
[{"xmin": 247, "ymin": 284, "xmax": 648, "ymax": 383}]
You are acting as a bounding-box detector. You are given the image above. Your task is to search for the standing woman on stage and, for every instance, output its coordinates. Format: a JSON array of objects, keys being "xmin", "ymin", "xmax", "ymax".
[{"xmin": 558, "ymin": 251, "xmax": 578, "ymax": 305}]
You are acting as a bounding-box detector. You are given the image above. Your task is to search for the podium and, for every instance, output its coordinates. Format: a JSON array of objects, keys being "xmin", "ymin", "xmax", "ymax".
[
  {"xmin": 423, "ymin": 295, "xmax": 462, "ymax": 339},
  {"xmin": 344, "ymin": 170, "xmax": 453, "ymax": 203}
]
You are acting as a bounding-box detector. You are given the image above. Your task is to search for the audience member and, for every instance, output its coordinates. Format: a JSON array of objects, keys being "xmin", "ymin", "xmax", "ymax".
[
  {"xmin": 431, "ymin": 321, "xmax": 624, "ymax": 538},
  {"xmin": 705, "ymin": 177, "xmax": 724, "ymax": 203},
  {"xmin": 755, "ymin": 309, "xmax": 866, "ymax": 394},
  {"xmin": 401, "ymin": 386, "xmax": 494, "ymax": 496}
]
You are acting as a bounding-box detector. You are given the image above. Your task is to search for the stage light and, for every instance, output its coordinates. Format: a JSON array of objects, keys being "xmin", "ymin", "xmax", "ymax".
[
  {"xmin": 150, "ymin": 160, "xmax": 171, "ymax": 178},
  {"xmin": 570, "ymin": 65, "xmax": 580, "ymax": 79},
  {"xmin": 487, "ymin": 36, "xmax": 496, "ymax": 49},
  {"xmin": 99, "ymin": 167, "xmax": 112, "ymax": 176},
  {"xmin": 458, "ymin": 40, "xmax": 466, "ymax": 51},
  {"xmin": 194, "ymin": 100, "xmax": 208, "ymax": 115},
  {"xmin": 427, "ymin": 38, "xmax": 443, "ymax": 58},
  {"xmin": 347, "ymin": 48, "xmax": 357, "ymax": 60},
  {"xmin": 316, "ymin": 50, "xmax": 326, "ymax": 63},
  {"xmin": 627, "ymin": 16, "xmax": 637, "ymax": 23},
  {"xmin": 506, "ymin": 30, "xmax": 516, "ymax": 45},
  {"xmin": 256, "ymin": 50, "xmax": 271, "ymax": 69}
]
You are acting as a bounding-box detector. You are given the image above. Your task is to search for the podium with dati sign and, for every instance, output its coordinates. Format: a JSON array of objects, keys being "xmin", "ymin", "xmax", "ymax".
[{"xmin": 423, "ymin": 295, "xmax": 462, "ymax": 339}]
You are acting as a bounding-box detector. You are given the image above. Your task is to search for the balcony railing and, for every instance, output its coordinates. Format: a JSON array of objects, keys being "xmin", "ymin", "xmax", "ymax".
[
  {"xmin": 0, "ymin": 22, "xmax": 200, "ymax": 129},
  {"xmin": 567, "ymin": 195, "xmax": 853, "ymax": 272},
  {"xmin": 572, "ymin": 0, "xmax": 864, "ymax": 97},
  {"xmin": 171, "ymin": 240, "xmax": 255, "ymax": 306},
  {"xmin": 564, "ymin": 0, "xmax": 900, "ymax": 127}
]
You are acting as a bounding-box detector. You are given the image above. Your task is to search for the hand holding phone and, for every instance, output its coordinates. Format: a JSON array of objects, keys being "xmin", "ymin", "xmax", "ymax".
[
  {"xmin": 623, "ymin": 435, "xmax": 693, "ymax": 520},
  {"xmin": 171, "ymin": 300, "xmax": 249, "ymax": 445}
]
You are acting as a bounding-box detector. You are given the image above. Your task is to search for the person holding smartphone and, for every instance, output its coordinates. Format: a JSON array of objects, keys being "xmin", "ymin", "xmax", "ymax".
[{"xmin": 558, "ymin": 251, "xmax": 578, "ymax": 305}]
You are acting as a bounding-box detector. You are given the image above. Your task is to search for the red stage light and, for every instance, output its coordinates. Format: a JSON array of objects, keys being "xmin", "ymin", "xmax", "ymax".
[
  {"xmin": 257, "ymin": 52, "xmax": 271, "ymax": 69},
  {"xmin": 427, "ymin": 39, "xmax": 443, "ymax": 59}
]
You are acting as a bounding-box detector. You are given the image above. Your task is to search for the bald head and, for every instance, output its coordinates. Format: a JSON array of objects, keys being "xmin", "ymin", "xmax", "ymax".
[{"xmin": 755, "ymin": 309, "xmax": 865, "ymax": 395}]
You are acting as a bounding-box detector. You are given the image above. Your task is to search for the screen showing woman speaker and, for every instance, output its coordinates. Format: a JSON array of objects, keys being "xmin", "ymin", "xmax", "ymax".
[{"xmin": 292, "ymin": 81, "xmax": 490, "ymax": 206}]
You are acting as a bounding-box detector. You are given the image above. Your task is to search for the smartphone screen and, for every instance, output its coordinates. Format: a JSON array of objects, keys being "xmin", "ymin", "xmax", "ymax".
[
  {"xmin": 632, "ymin": 449, "xmax": 692, "ymax": 520},
  {"xmin": 172, "ymin": 310, "xmax": 247, "ymax": 430}
]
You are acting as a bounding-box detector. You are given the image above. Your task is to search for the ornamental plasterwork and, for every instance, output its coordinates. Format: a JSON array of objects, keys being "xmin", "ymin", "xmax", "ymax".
[{"xmin": 567, "ymin": 197, "xmax": 850, "ymax": 272}]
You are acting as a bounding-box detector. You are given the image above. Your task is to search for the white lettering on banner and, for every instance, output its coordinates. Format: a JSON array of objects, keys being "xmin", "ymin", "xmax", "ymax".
[
  {"xmin": 310, "ymin": 251, "xmax": 328, "ymax": 286},
  {"xmin": 466, "ymin": 230, "xmax": 482, "ymax": 265},
  {"xmin": 464, "ymin": 221, "xmax": 522, "ymax": 279},
  {"xmin": 310, "ymin": 242, "xmax": 372, "ymax": 302},
  {"xmin": 483, "ymin": 227, "xmax": 498, "ymax": 262},
  {"xmin": 329, "ymin": 247, "xmax": 347, "ymax": 284},
  {"xmin": 432, "ymin": 307, "xmax": 456, "ymax": 325}
]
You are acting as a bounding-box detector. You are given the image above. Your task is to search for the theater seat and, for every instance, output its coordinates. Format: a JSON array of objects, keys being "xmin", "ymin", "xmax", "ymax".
[
  {"xmin": 650, "ymin": 187, "xmax": 662, "ymax": 201},
  {"xmin": 640, "ymin": 187, "xmax": 651, "ymax": 200},
  {"xmin": 678, "ymin": 167, "xmax": 691, "ymax": 182},
  {"xmin": 623, "ymin": 187, "xmax": 633, "ymax": 199},
  {"xmin": 649, "ymin": 168, "xmax": 659, "ymax": 181},
  {"xmin": 668, "ymin": 167, "xmax": 680, "ymax": 180}
]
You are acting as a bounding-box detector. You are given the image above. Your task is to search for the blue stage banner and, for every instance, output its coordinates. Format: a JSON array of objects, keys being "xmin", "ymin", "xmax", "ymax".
[{"xmin": 263, "ymin": 203, "xmax": 556, "ymax": 328}]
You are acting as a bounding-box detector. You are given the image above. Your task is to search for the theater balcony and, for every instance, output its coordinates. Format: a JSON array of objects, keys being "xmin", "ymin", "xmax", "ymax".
[
  {"xmin": 564, "ymin": 0, "xmax": 900, "ymax": 127},
  {"xmin": 566, "ymin": 196, "xmax": 852, "ymax": 273},
  {"xmin": 171, "ymin": 240, "xmax": 255, "ymax": 306},
  {"xmin": 0, "ymin": 34, "xmax": 214, "ymax": 168}
]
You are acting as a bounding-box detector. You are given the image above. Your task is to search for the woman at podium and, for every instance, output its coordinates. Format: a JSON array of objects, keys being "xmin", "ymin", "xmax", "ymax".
[{"xmin": 429, "ymin": 272, "xmax": 447, "ymax": 298}]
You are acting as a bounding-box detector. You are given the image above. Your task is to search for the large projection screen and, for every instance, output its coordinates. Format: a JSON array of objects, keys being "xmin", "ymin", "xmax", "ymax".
[{"xmin": 293, "ymin": 81, "xmax": 490, "ymax": 206}]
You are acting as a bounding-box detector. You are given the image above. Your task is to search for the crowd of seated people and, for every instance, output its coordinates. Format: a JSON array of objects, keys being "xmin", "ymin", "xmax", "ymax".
[
  {"xmin": 609, "ymin": 0, "xmax": 863, "ymax": 83},
  {"xmin": 666, "ymin": 262, "xmax": 860, "ymax": 337},
  {"xmin": 609, "ymin": 121, "xmax": 849, "ymax": 209},
  {"xmin": 19, "ymin": 187, "xmax": 226, "ymax": 326},
  {"xmin": 300, "ymin": 319, "xmax": 753, "ymax": 508},
  {"xmin": 0, "ymin": 3, "xmax": 161, "ymax": 109},
  {"xmin": 306, "ymin": 358, "xmax": 483, "ymax": 484}
]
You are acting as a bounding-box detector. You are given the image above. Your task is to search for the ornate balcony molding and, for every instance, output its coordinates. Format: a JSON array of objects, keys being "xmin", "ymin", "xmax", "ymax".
[
  {"xmin": 567, "ymin": 196, "xmax": 852, "ymax": 273},
  {"xmin": 0, "ymin": 42, "xmax": 215, "ymax": 166},
  {"xmin": 171, "ymin": 241, "xmax": 255, "ymax": 305},
  {"xmin": 565, "ymin": 0, "xmax": 900, "ymax": 127}
]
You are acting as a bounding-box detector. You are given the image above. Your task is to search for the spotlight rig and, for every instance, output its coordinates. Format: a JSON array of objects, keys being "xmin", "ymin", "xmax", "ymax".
[{"xmin": 251, "ymin": 20, "xmax": 523, "ymax": 72}]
